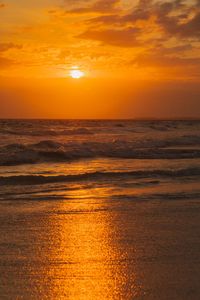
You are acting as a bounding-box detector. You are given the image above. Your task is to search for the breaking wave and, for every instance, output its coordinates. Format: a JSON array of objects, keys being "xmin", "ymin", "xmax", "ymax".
[
  {"xmin": 1, "ymin": 138, "xmax": 200, "ymax": 166},
  {"xmin": 0, "ymin": 167, "xmax": 200, "ymax": 186}
]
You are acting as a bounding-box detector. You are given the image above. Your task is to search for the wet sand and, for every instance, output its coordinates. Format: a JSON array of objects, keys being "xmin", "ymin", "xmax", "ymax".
[{"xmin": 0, "ymin": 198, "xmax": 200, "ymax": 300}]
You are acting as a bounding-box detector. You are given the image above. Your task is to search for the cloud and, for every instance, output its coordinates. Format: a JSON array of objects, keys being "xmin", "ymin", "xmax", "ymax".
[
  {"xmin": 0, "ymin": 43, "xmax": 22, "ymax": 52},
  {"xmin": 135, "ymin": 52, "xmax": 200, "ymax": 68},
  {"xmin": 130, "ymin": 0, "xmax": 200, "ymax": 39},
  {"xmin": 85, "ymin": 0, "xmax": 154, "ymax": 25},
  {"xmin": 78, "ymin": 27, "xmax": 141, "ymax": 47},
  {"xmin": 0, "ymin": 43, "xmax": 21, "ymax": 69},
  {"xmin": 85, "ymin": 0, "xmax": 200, "ymax": 41},
  {"xmin": 155, "ymin": 1, "xmax": 200, "ymax": 39},
  {"xmin": 64, "ymin": 0, "xmax": 120, "ymax": 14},
  {"xmin": 132, "ymin": 43, "xmax": 200, "ymax": 74},
  {"xmin": 157, "ymin": 44, "xmax": 193, "ymax": 54}
]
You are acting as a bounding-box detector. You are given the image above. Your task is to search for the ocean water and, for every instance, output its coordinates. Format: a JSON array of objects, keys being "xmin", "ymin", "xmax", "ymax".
[
  {"xmin": 0, "ymin": 120, "xmax": 200, "ymax": 299},
  {"xmin": 0, "ymin": 119, "xmax": 200, "ymax": 200}
]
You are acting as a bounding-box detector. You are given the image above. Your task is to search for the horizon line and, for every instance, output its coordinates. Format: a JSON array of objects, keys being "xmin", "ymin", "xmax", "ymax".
[{"xmin": 1, "ymin": 117, "xmax": 200, "ymax": 121}]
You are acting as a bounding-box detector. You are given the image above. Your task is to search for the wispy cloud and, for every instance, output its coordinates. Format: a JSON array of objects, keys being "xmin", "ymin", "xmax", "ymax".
[
  {"xmin": 64, "ymin": 0, "xmax": 120, "ymax": 14},
  {"xmin": 78, "ymin": 27, "xmax": 141, "ymax": 47},
  {"xmin": 82, "ymin": 0, "xmax": 200, "ymax": 43},
  {"xmin": 0, "ymin": 43, "xmax": 22, "ymax": 52}
]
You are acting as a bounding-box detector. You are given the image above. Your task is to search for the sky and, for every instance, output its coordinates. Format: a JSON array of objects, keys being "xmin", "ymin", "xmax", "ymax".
[{"xmin": 0, "ymin": 0, "xmax": 200, "ymax": 118}]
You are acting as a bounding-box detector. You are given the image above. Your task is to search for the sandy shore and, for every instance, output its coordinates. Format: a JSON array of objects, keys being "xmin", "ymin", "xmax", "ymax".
[{"xmin": 0, "ymin": 198, "xmax": 200, "ymax": 299}]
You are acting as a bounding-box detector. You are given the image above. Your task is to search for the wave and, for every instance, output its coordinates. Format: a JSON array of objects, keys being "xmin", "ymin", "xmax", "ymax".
[
  {"xmin": 1, "ymin": 127, "xmax": 94, "ymax": 136},
  {"xmin": 1, "ymin": 190, "xmax": 200, "ymax": 201},
  {"xmin": 0, "ymin": 168, "xmax": 200, "ymax": 186},
  {"xmin": 111, "ymin": 192, "xmax": 200, "ymax": 201},
  {"xmin": 1, "ymin": 139, "xmax": 200, "ymax": 166}
]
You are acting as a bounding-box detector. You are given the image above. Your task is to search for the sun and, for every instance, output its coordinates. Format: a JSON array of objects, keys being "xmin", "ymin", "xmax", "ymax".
[{"xmin": 70, "ymin": 69, "xmax": 84, "ymax": 79}]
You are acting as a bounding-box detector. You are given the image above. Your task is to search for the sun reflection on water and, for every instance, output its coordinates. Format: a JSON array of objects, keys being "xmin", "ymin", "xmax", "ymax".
[
  {"xmin": 0, "ymin": 186, "xmax": 144, "ymax": 299},
  {"xmin": 39, "ymin": 197, "xmax": 140, "ymax": 299}
]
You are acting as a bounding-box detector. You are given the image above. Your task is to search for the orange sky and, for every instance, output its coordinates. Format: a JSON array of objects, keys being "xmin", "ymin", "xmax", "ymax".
[{"xmin": 0, "ymin": 0, "xmax": 200, "ymax": 118}]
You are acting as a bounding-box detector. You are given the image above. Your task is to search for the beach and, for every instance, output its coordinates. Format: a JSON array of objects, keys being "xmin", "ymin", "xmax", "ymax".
[
  {"xmin": 0, "ymin": 119, "xmax": 200, "ymax": 299},
  {"xmin": 0, "ymin": 198, "xmax": 200, "ymax": 299}
]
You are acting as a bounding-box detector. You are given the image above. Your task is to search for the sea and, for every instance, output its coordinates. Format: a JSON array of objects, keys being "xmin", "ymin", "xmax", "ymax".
[{"xmin": 0, "ymin": 119, "xmax": 200, "ymax": 299}]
